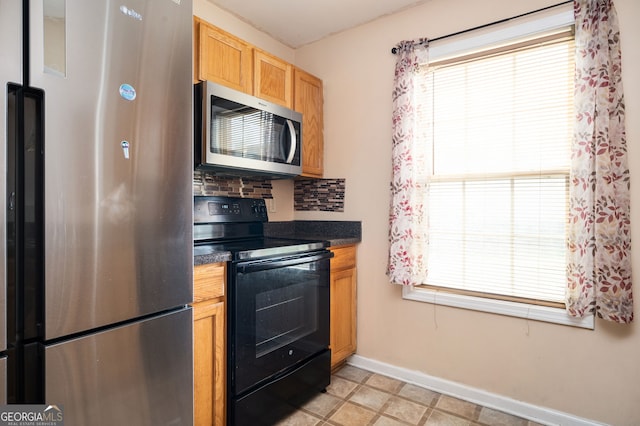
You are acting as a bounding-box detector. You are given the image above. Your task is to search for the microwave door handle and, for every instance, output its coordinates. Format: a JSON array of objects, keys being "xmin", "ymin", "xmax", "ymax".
[{"xmin": 285, "ymin": 119, "xmax": 296, "ymax": 164}]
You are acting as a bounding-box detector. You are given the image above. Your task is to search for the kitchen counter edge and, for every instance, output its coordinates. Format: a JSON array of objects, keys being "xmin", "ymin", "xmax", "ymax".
[{"xmin": 194, "ymin": 220, "xmax": 362, "ymax": 266}]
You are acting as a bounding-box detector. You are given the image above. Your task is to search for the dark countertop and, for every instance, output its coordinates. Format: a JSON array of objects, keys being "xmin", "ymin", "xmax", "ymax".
[
  {"xmin": 193, "ymin": 250, "xmax": 232, "ymax": 266},
  {"xmin": 193, "ymin": 220, "xmax": 361, "ymax": 266},
  {"xmin": 264, "ymin": 221, "xmax": 362, "ymax": 247}
]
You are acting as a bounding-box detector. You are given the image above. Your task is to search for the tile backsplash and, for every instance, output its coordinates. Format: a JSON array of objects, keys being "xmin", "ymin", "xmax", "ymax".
[
  {"xmin": 193, "ymin": 171, "xmax": 346, "ymax": 212},
  {"xmin": 294, "ymin": 178, "xmax": 345, "ymax": 212},
  {"xmin": 193, "ymin": 170, "xmax": 273, "ymax": 199}
]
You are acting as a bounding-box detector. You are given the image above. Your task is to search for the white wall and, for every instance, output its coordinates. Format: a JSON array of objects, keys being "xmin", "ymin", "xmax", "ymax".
[{"xmin": 294, "ymin": 0, "xmax": 640, "ymax": 424}]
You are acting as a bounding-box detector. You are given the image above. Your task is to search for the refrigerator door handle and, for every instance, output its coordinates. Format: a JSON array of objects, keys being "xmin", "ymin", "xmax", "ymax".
[
  {"xmin": 21, "ymin": 85, "xmax": 46, "ymax": 344},
  {"xmin": 6, "ymin": 83, "xmax": 46, "ymax": 402}
]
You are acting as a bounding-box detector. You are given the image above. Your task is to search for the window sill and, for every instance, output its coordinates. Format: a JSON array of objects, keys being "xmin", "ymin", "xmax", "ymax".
[{"xmin": 402, "ymin": 286, "xmax": 594, "ymax": 329}]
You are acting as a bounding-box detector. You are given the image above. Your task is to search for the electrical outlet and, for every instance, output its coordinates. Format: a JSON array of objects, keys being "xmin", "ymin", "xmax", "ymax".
[{"xmin": 266, "ymin": 198, "xmax": 276, "ymax": 213}]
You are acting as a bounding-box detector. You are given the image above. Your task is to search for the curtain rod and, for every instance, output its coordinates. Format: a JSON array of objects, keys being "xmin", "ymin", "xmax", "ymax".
[{"xmin": 390, "ymin": 0, "xmax": 572, "ymax": 54}]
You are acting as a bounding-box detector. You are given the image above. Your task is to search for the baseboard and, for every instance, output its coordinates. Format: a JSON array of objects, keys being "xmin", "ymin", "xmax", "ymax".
[{"xmin": 347, "ymin": 355, "xmax": 607, "ymax": 426}]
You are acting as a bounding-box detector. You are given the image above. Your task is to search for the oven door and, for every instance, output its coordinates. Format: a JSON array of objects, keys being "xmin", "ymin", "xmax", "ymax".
[{"xmin": 229, "ymin": 250, "xmax": 332, "ymax": 396}]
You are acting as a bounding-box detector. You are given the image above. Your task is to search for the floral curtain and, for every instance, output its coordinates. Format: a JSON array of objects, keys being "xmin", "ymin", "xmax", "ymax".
[
  {"xmin": 387, "ymin": 39, "xmax": 430, "ymax": 285},
  {"xmin": 567, "ymin": 0, "xmax": 632, "ymax": 323}
]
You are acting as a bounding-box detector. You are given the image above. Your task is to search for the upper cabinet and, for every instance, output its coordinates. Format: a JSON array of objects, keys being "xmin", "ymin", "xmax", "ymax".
[
  {"xmin": 294, "ymin": 68, "xmax": 324, "ymax": 177},
  {"xmin": 254, "ymin": 50, "xmax": 293, "ymax": 108},
  {"xmin": 195, "ymin": 18, "xmax": 252, "ymax": 94},
  {"xmin": 194, "ymin": 17, "xmax": 324, "ymax": 177}
]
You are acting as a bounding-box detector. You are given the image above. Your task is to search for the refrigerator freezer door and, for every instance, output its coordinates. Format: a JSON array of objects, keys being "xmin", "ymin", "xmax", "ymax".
[
  {"xmin": 28, "ymin": 0, "xmax": 194, "ymax": 340},
  {"xmin": 45, "ymin": 308, "xmax": 193, "ymax": 426}
]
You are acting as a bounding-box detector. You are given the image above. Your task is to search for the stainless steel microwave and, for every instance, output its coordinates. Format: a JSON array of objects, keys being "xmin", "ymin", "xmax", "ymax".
[{"xmin": 194, "ymin": 81, "xmax": 302, "ymax": 178}]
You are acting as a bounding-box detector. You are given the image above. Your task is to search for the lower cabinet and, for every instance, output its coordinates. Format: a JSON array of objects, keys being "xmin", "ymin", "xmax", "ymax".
[
  {"xmin": 329, "ymin": 245, "xmax": 357, "ymax": 370},
  {"xmin": 192, "ymin": 263, "xmax": 226, "ymax": 426}
]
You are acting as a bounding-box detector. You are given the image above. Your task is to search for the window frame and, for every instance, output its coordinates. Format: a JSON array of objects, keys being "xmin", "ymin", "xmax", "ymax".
[{"xmin": 401, "ymin": 7, "xmax": 595, "ymax": 329}]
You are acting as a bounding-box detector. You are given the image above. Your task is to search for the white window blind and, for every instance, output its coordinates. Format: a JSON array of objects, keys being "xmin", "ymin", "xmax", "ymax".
[{"xmin": 417, "ymin": 29, "xmax": 575, "ymax": 305}]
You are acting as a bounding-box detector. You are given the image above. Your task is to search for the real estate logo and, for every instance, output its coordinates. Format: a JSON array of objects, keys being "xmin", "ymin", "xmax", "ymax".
[{"xmin": 0, "ymin": 405, "xmax": 63, "ymax": 426}]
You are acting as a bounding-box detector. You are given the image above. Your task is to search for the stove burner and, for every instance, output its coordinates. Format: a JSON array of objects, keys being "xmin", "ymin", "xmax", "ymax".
[{"xmin": 193, "ymin": 196, "xmax": 327, "ymax": 260}]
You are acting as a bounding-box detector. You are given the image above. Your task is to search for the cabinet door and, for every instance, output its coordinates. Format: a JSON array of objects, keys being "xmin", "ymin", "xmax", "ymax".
[
  {"xmin": 194, "ymin": 263, "xmax": 225, "ymax": 303},
  {"xmin": 198, "ymin": 22, "xmax": 252, "ymax": 94},
  {"xmin": 193, "ymin": 300, "xmax": 226, "ymax": 426},
  {"xmin": 254, "ymin": 50, "xmax": 293, "ymax": 107},
  {"xmin": 294, "ymin": 68, "xmax": 324, "ymax": 177},
  {"xmin": 330, "ymin": 267, "xmax": 357, "ymax": 368}
]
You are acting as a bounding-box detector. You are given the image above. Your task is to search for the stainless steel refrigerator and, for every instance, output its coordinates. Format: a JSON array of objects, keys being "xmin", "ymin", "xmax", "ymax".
[{"xmin": 0, "ymin": 1, "xmax": 194, "ymax": 424}]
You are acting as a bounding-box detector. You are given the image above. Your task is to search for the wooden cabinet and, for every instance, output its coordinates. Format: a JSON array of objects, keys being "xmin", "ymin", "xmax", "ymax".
[
  {"xmin": 193, "ymin": 17, "xmax": 325, "ymax": 177},
  {"xmin": 254, "ymin": 49, "xmax": 293, "ymax": 108},
  {"xmin": 195, "ymin": 19, "xmax": 253, "ymax": 93},
  {"xmin": 329, "ymin": 245, "xmax": 357, "ymax": 370},
  {"xmin": 192, "ymin": 262, "xmax": 226, "ymax": 426},
  {"xmin": 294, "ymin": 68, "xmax": 324, "ymax": 177}
]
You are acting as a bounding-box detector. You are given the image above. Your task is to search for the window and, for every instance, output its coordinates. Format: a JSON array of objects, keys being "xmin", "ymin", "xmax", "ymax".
[
  {"xmin": 401, "ymin": 11, "xmax": 594, "ymax": 328},
  {"xmin": 418, "ymin": 28, "xmax": 574, "ymax": 306}
]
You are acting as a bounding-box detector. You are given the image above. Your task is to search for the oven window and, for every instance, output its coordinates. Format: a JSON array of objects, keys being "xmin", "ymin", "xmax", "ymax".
[
  {"xmin": 231, "ymin": 256, "xmax": 330, "ymax": 395},
  {"xmin": 255, "ymin": 281, "xmax": 317, "ymax": 358}
]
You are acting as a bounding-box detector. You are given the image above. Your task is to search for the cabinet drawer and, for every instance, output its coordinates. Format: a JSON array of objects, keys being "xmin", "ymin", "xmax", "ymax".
[
  {"xmin": 330, "ymin": 245, "xmax": 356, "ymax": 272},
  {"xmin": 194, "ymin": 263, "xmax": 226, "ymax": 302}
]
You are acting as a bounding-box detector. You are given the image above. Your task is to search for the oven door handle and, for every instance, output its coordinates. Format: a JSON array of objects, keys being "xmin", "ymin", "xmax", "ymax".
[{"xmin": 237, "ymin": 251, "xmax": 334, "ymax": 273}]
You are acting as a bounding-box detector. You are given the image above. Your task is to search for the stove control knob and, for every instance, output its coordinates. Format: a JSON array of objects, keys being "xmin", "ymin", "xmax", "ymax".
[{"xmin": 250, "ymin": 204, "xmax": 265, "ymax": 216}]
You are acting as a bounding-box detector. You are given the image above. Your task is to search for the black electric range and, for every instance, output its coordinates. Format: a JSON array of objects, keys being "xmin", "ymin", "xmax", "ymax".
[{"xmin": 194, "ymin": 195, "xmax": 332, "ymax": 425}]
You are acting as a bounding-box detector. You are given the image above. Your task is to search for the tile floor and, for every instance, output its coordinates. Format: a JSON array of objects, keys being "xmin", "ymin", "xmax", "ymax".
[{"xmin": 276, "ymin": 365, "xmax": 543, "ymax": 426}]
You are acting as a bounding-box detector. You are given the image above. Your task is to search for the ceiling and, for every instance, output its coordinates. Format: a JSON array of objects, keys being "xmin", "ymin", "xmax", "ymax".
[{"xmin": 206, "ymin": 0, "xmax": 432, "ymax": 48}]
